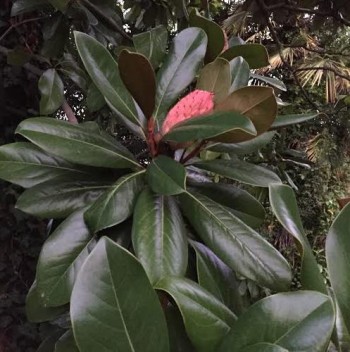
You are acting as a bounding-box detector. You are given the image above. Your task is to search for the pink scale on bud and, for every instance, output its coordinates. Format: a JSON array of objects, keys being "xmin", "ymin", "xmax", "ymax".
[{"xmin": 161, "ymin": 90, "xmax": 214, "ymax": 135}]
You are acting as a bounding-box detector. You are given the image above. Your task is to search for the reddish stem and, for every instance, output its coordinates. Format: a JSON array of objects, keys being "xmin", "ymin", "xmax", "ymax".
[
  {"xmin": 181, "ymin": 141, "xmax": 206, "ymax": 164},
  {"xmin": 147, "ymin": 118, "xmax": 157, "ymax": 157}
]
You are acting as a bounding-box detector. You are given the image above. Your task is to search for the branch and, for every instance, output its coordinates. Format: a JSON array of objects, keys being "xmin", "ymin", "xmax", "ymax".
[
  {"xmin": 62, "ymin": 100, "xmax": 78, "ymax": 124},
  {"xmin": 256, "ymin": 0, "xmax": 320, "ymax": 111},
  {"xmin": 80, "ymin": 0, "xmax": 132, "ymax": 42},
  {"xmin": 294, "ymin": 66, "xmax": 350, "ymax": 81},
  {"xmin": 266, "ymin": 3, "xmax": 350, "ymax": 26},
  {"xmin": 0, "ymin": 16, "xmax": 44, "ymax": 43}
]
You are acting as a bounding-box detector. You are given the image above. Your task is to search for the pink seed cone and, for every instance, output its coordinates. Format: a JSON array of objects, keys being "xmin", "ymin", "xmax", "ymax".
[{"xmin": 162, "ymin": 90, "xmax": 214, "ymax": 135}]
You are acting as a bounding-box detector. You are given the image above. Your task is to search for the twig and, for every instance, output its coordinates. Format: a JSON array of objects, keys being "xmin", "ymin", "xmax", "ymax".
[
  {"xmin": 266, "ymin": 3, "xmax": 350, "ymax": 26},
  {"xmin": 256, "ymin": 0, "xmax": 320, "ymax": 111},
  {"xmin": 80, "ymin": 0, "xmax": 132, "ymax": 42},
  {"xmin": 0, "ymin": 17, "xmax": 43, "ymax": 43},
  {"xmin": 182, "ymin": 141, "xmax": 206, "ymax": 164}
]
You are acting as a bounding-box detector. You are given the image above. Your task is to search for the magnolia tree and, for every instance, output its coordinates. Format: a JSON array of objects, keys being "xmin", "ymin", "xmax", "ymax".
[{"xmin": 1, "ymin": 11, "xmax": 350, "ymax": 352}]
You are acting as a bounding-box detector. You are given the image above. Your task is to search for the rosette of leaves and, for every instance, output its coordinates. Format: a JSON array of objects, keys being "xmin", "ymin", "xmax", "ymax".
[{"xmin": 0, "ymin": 18, "xmax": 336, "ymax": 352}]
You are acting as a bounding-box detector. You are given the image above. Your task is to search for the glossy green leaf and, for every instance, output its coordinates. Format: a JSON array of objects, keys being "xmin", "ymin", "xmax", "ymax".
[
  {"xmin": 71, "ymin": 237, "xmax": 169, "ymax": 352},
  {"xmin": 132, "ymin": 188, "xmax": 188, "ymax": 284},
  {"xmin": 165, "ymin": 305, "xmax": 194, "ymax": 352},
  {"xmin": 16, "ymin": 179, "xmax": 110, "ymax": 218},
  {"xmin": 241, "ymin": 343, "xmax": 288, "ymax": 352},
  {"xmin": 250, "ymin": 73, "xmax": 287, "ymax": 91},
  {"xmin": 26, "ymin": 281, "xmax": 67, "ymax": 323},
  {"xmin": 36, "ymin": 209, "xmax": 94, "ymax": 307},
  {"xmin": 191, "ymin": 240, "xmax": 247, "ymax": 315},
  {"xmin": 74, "ymin": 31, "xmax": 145, "ymax": 130},
  {"xmin": 179, "ymin": 192, "xmax": 291, "ymax": 291},
  {"xmin": 37, "ymin": 331, "xmax": 64, "ymax": 352},
  {"xmin": 196, "ymin": 57, "xmax": 231, "ymax": 104},
  {"xmin": 55, "ymin": 330, "xmax": 78, "ymax": 352},
  {"xmin": 219, "ymin": 291, "xmax": 334, "ymax": 352},
  {"xmin": 133, "ymin": 25, "xmax": 168, "ymax": 69},
  {"xmin": 153, "ymin": 28, "xmax": 207, "ymax": 127},
  {"xmin": 0, "ymin": 142, "xmax": 93, "ymax": 188},
  {"xmin": 271, "ymin": 113, "xmax": 319, "ymax": 129},
  {"xmin": 326, "ymin": 204, "xmax": 350, "ymax": 333},
  {"xmin": 189, "ymin": 9, "xmax": 225, "ymax": 63},
  {"xmin": 156, "ymin": 277, "xmax": 236, "ymax": 352},
  {"xmin": 269, "ymin": 184, "xmax": 327, "ymax": 293},
  {"xmin": 229, "ymin": 57, "xmax": 250, "ymax": 93},
  {"xmin": 39, "ymin": 69, "xmax": 64, "ymax": 115},
  {"xmin": 193, "ymin": 159, "xmax": 281, "ymax": 187},
  {"xmin": 162, "ymin": 111, "xmax": 256, "ymax": 143},
  {"xmin": 215, "ymin": 86, "xmax": 277, "ymax": 142},
  {"xmin": 11, "ymin": 0, "xmax": 47, "ymax": 16},
  {"xmin": 209, "ymin": 131, "xmax": 276, "ymax": 155},
  {"xmin": 221, "ymin": 44, "xmax": 269, "ymax": 69},
  {"xmin": 16, "ymin": 117, "xmax": 140, "ymax": 169},
  {"xmin": 119, "ymin": 50, "xmax": 156, "ymax": 119},
  {"xmin": 86, "ymin": 82, "xmax": 106, "ymax": 112},
  {"xmin": 191, "ymin": 182, "xmax": 265, "ymax": 228},
  {"xmin": 84, "ymin": 171, "xmax": 145, "ymax": 233},
  {"xmin": 146, "ymin": 156, "xmax": 186, "ymax": 195}
]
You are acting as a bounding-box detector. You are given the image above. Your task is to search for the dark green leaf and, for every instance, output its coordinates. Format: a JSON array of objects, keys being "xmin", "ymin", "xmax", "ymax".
[
  {"xmin": 133, "ymin": 25, "xmax": 168, "ymax": 69},
  {"xmin": 16, "ymin": 179, "xmax": 110, "ymax": 218},
  {"xmin": 86, "ymin": 83, "xmax": 106, "ymax": 112},
  {"xmin": 162, "ymin": 111, "xmax": 256, "ymax": 143},
  {"xmin": 37, "ymin": 331, "xmax": 64, "ymax": 352},
  {"xmin": 11, "ymin": 0, "xmax": 48, "ymax": 16},
  {"xmin": 146, "ymin": 156, "xmax": 186, "ymax": 195},
  {"xmin": 271, "ymin": 113, "xmax": 319, "ymax": 129},
  {"xmin": 193, "ymin": 159, "xmax": 281, "ymax": 187},
  {"xmin": 219, "ymin": 291, "xmax": 334, "ymax": 352},
  {"xmin": 132, "ymin": 189, "xmax": 188, "ymax": 284},
  {"xmin": 208, "ymin": 131, "xmax": 276, "ymax": 155},
  {"xmin": 26, "ymin": 281, "xmax": 67, "ymax": 323},
  {"xmin": 191, "ymin": 182, "xmax": 265, "ymax": 228},
  {"xmin": 153, "ymin": 28, "xmax": 207, "ymax": 127},
  {"xmin": 229, "ymin": 57, "xmax": 250, "ymax": 93},
  {"xmin": 0, "ymin": 142, "xmax": 93, "ymax": 188},
  {"xmin": 221, "ymin": 44, "xmax": 269, "ymax": 69},
  {"xmin": 74, "ymin": 31, "xmax": 146, "ymax": 131},
  {"xmin": 156, "ymin": 277, "xmax": 236, "ymax": 352},
  {"xmin": 55, "ymin": 330, "xmax": 78, "ymax": 352},
  {"xmin": 36, "ymin": 209, "xmax": 94, "ymax": 307},
  {"xmin": 48, "ymin": 0, "xmax": 69, "ymax": 12},
  {"xmin": 7, "ymin": 46, "xmax": 31, "ymax": 66},
  {"xmin": 71, "ymin": 237, "xmax": 169, "ymax": 352},
  {"xmin": 191, "ymin": 240, "xmax": 247, "ymax": 315},
  {"xmin": 180, "ymin": 192, "xmax": 291, "ymax": 291},
  {"xmin": 196, "ymin": 57, "xmax": 231, "ymax": 104},
  {"xmin": 189, "ymin": 9, "xmax": 226, "ymax": 63},
  {"xmin": 39, "ymin": 69, "xmax": 64, "ymax": 115},
  {"xmin": 241, "ymin": 343, "xmax": 288, "ymax": 352},
  {"xmin": 119, "ymin": 50, "xmax": 156, "ymax": 119},
  {"xmin": 269, "ymin": 184, "xmax": 327, "ymax": 293},
  {"xmin": 16, "ymin": 117, "xmax": 140, "ymax": 169},
  {"xmin": 326, "ymin": 204, "xmax": 350, "ymax": 333},
  {"xmin": 84, "ymin": 171, "xmax": 145, "ymax": 233}
]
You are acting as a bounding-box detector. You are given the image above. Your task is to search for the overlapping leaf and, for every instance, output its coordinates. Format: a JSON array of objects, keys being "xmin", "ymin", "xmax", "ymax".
[
  {"xmin": 193, "ymin": 159, "xmax": 281, "ymax": 187},
  {"xmin": 153, "ymin": 28, "xmax": 208, "ymax": 127},
  {"xmin": 36, "ymin": 209, "xmax": 94, "ymax": 307},
  {"xmin": 84, "ymin": 171, "xmax": 145, "ymax": 233},
  {"xmin": 219, "ymin": 291, "xmax": 334, "ymax": 352},
  {"xmin": 16, "ymin": 117, "xmax": 140, "ymax": 169},
  {"xmin": 132, "ymin": 188, "xmax": 188, "ymax": 284},
  {"xmin": 269, "ymin": 184, "xmax": 327, "ymax": 293},
  {"xmin": 156, "ymin": 277, "xmax": 236, "ymax": 352},
  {"xmin": 180, "ymin": 192, "xmax": 291, "ymax": 291},
  {"xmin": 0, "ymin": 142, "xmax": 92, "ymax": 188},
  {"xmin": 71, "ymin": 237, "xmax": 169, "ymax": 352}
]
